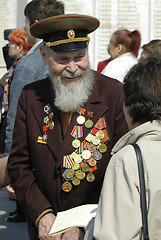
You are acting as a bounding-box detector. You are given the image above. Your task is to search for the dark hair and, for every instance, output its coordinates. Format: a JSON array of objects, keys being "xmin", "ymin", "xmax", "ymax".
[
  {"xmin": 123, "ymin": 57, "xmax": 161, "ymax": 124},
  {"xmin": 24, "ymin": 0, "xmax": 64, "ymax": 26},
  {"xmin": 113, "ymin": 29, "xmax": 141, "ymax": 56},
  {"xmin": 142, "ymin": 39, "xmax": 161, "ymax": 58}
]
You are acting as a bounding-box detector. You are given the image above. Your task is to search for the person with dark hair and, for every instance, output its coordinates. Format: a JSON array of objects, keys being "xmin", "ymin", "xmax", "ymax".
[
  {"xmin": 7, "ymin": 13, "xmax": 128, "ymax": 240},
  {"xmin": 102, "ymin": 29, "xmax": 141, "ymax": 82},
  {"xmin": 85, "ymin": 57, "xmax": 161, "ymax": 240},
  {"xmin": 139, "ymin": 39, "xmax": 161, "ymax": 61},
  {"xmin": 5, "ymin": 0, "xmax": 64, "ymax": 156}
]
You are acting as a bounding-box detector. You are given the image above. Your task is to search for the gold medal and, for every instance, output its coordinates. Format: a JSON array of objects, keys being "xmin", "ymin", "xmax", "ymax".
[
  {"xmin": 88, "ymin": 157, "xmax": 97, "ymax": 167},
  {"xmin": 73, "ymin": 154, "xmax": 82, "ymax": 163},
  {"xmin": 75, "ymin": 170, "xmax": 85, "ymax": 180},
  {"xmin": 99, "ymin": 143, "xmax": 107, "ymax": 153},
  {"xmin": 76, "ymin": 115, "xmax": 85, "ymax": 125},
  {"xmin": 62, "ymin": 181, "xmax": 72, "ymax": 192},
  {"xmin": 65, "ymin": 169, "xmax": 75, "ymax": 179},
  {"xmin": 82, "ymin": 149, "xmax": 91, "ymax": 160},
  {"xmin": 92, "ymin": 136, "xmax": 101, "ymax": 146},
  {"xmin": 72, "ymin": 139, "xmax": 81, "ymax": 148},
  {"xmin": 72, "ymin": 162, "xmax": 80, "ymax": 170},
  {"xmin": 81, "ymin": 163, "xmax": 89, "ymax": 172},
  {"xmin": 96, "ymin": 130, "xmax": 105, "ymax": 140},
  {"xmin": 85, "ymin": 119, "xmax": 93, "ymax": 128},
  {"xmin": 86, "ymin": 172, "xmax": 95, "ymax": 182},
  {"xmin": 72, "ymin": 176, "xmax": 80, "ymax": 186}
]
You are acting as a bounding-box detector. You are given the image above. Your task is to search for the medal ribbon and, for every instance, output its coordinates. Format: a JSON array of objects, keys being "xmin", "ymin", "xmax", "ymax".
[
  {"xmin": 63, "ymin": 155, "xmax": 74, "ymax": 168},
  {"xmin": 87, "ymin": 111, "xmax": 93, "ymax": 118},
  {"xmin": 95, "ymin": 117, "xmax": 106, "ymax": 129},
  {"xmin": 77, "ymin": 108, "xmax": 86, "ymax": 115},
  {"xmin": 71, "ymin": 126, "xmax": 83, "ymax": 138}
]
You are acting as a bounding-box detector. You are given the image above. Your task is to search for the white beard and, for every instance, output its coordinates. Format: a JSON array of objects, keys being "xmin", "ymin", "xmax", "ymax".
[{"xmin": 49, "ymin": 66, "xmax": 94, "ymax": 112}]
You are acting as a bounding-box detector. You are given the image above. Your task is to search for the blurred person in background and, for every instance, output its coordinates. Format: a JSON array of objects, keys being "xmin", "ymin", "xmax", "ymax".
[
  {"xmin": 0, "ymin": 28, "xmax": 32, "ymax": 156},
  {"xmin": 0, "ymin": 28, "xmax": 33, "ymax": 222},
  {"xmin": 102, "ymin": 29, "xmax": 141, "ymax": 82},
  {"xmin": 139, "ymin": 39, "xmax": 161, "ymax": 61},
  {"xmin": 2, "ymin": 29, "xmax": 15, "ymax": 70},
  {"xmin": 5, "ymin": 0, "xmax": 64, "ymax": 156}
]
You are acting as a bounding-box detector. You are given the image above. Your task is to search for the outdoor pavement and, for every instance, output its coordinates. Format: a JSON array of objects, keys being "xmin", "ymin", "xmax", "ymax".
[{"xmin": 0, "ymin": 188, "xmax": 29, "ymax": 239}]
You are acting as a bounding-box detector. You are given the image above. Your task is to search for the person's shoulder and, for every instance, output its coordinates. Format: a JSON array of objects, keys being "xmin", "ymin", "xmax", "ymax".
[
  {"xmin": 17, "ymin": 48, "xmax": 43, "ymax": 66},
  {"xmin": 109, "ymin": 144, "xmax": 136, "ymax": 170},
  {"xmin": 94, "ymin": 70, "xmax": 123, "ymax": 90},
  {"xmin": 23, "ymin": 77, "xmax": 51, "ymax": 91}
]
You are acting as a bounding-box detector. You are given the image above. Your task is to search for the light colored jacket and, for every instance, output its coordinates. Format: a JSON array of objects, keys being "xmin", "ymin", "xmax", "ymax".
[
  {"xmin": 102, "ymin": 52, "xmax": 138, "ymax": 82},
  {"xmin": 85, "ymin": 120, "xmax": 161, "ymax": 240}
]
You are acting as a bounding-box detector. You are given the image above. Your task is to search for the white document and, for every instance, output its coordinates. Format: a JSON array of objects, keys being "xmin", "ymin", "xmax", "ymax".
[{"xmin": 48, "ymin": 204, "xmax": 98, "ymax": 236}]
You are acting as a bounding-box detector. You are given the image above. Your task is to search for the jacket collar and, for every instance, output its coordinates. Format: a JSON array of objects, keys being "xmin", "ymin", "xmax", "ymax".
[{"xmin": 111, "ymin": 120, "xmax": 161, "ymax": 155}]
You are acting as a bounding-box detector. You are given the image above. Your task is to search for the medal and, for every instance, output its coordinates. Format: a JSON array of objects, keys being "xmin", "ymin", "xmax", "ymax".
[
  {"xmin": 81, "ymin": 163, "xmax": 89, "ymax": 172},
  {"xmin": 96, "ymin": 130, "xmax": 105, "ymax": 140},
  {"xmin": 72, "ymin": 139, "xmax": 81, "ymax": 148},
  {"xmin": 73, "ymin": 154, "xmax": 82, "ymax": 163},
  {"xmin": 77, "ymin": 108, "xmax": 86, "ymax": 124},
  {"xmin": 62, "ymin": 181, "xmax": 72, "ymax": 192},
  {"xmin": 47, "ymin": 121, "xmax": 54, "ymax": 130},
  {"xmin": 72, "ymin": 162, "xmax": 80, "ymax": 170},
  {"xmin": 72, "ymin": 176, "xmax": 80, "ymax": 186},
  {"xmin": 77, "ymin": 115, "xmax": 85, "ymax": 125},
  {"xmin": 85, "ymin": 119, "xmax": 93, "ymax": 128},
  {"xmin": 65, "ymin": 169, "xmax": 75, "ymax": 179},
  {"xmin": 82, "ymin": 150, "xmax": 91, "ymax": 160},
  {"xmin": 93, "ymin": 150, "xmax": 102, "ymax": 161},
  {"xmin": 86, "ymin": 172, "xmax": 95, "ymax": 182},
  {"xmin": 75, "ymin": 170, "xmax": 85, "ymax": 180},
  {"xmin": 99, "ymin": 143, "xmax": 107, "ymax": 153},
  {"xmin": 85, "ymin": 111, "xmax": 93, "ymax": 128},
  {"xmin": 88, "ymin": 157, "xmax": 97, "ymax": 167},
  {"xmin": 92, "ymin": 136, "xmax": 101, "ymax": 146},
  {"xmin": 87, "ymin": 142, "xmax": 97, "ymax": 152}
]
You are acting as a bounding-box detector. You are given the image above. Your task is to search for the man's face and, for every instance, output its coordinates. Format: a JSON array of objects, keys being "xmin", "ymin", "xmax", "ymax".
[
  {"xmin": 41, "ymin": 47, "xmax": 89, "ymax": 88},
  {"xmin": 108, "ymin": 36, "xmax": 119, "ymax": 59},
  {"xmin": 9, "ymin": 42, "xmax": 21, "ymax": 59},
  {"xmin": 40, "ymin": 46, "xmax": 94, "ymax": 112},
  {"xmin": 24, "ymin": 17, "xmax": 36, "ymax": 44}
]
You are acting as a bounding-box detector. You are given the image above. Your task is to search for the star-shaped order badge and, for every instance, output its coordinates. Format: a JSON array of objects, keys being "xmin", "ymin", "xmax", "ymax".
[{"xmin": 37, "ymin": 104, "xmax": 54, "ymax": 144}]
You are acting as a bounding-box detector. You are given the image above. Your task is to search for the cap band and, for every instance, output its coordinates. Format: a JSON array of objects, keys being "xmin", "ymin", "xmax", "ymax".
[{"xmin": 42, "ymin": 36, "xmax": 90, "ymax": 48}]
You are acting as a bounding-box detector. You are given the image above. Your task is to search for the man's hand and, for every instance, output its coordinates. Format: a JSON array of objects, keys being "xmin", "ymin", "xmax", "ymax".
[
  {"xmin": 61, "ymin": 227, "xmax": 85, "ymax": 240},
  {"xmin": 38, "ymin": 212, "xmax": 62, "ymax": 240}
]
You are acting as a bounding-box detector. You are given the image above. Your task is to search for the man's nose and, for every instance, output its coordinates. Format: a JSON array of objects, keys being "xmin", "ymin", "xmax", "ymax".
[{"xmin": 66, "ymin": 61, "xmax": 78, "ymax": 73}]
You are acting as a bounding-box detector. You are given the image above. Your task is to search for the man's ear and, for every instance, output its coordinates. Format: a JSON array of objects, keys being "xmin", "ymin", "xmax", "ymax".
[
  {"xmin": 117, "ymin": 44, "xmax": 123, "ymax": 54},
  {"xmin": 40, "ymin": 46, "xmax": 47, "ymax": 64}
]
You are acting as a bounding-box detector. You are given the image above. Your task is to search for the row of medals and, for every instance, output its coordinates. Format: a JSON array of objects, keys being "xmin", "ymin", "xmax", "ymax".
[{"xmin": 62, "ymin": 113, "xmax": 107, "ymax": 192}]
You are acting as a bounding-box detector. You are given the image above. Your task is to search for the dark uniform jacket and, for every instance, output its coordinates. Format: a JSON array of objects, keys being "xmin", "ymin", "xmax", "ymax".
[{"xmin": 8, "ymin": 70, "xmax": 128, "ymax": 238}]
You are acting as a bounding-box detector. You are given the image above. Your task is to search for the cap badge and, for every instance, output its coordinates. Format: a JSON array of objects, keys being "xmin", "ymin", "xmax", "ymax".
[{"xmin": 67, "ymin": 30, "xmax": 75, "ymax": 39}]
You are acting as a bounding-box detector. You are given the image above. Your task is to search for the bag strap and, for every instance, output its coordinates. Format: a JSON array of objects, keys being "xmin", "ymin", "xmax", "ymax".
[{"xmin": 131, "ymin": 143, "xmax": 150, "ymax": 240}]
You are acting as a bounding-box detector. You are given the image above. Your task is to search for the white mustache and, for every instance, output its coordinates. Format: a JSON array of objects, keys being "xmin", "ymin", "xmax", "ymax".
[{"xmin": 60, "ymin": 68, "xmax": 85, "ymax": 78}]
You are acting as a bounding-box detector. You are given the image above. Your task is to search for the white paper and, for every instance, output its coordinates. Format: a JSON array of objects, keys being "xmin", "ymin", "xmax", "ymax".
[{"xmin": 49, "ymin": 204, "xmax": 98, "ymax": 235}]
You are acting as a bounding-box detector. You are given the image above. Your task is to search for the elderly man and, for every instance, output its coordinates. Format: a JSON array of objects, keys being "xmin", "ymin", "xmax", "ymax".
[{"xmin": 7, "ymin": 14, "xmax": 128, "ymax": 240}]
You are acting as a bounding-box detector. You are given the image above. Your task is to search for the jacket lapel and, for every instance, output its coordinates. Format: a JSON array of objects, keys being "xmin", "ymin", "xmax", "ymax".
[{"xmin": 30, "ymin": 78, "xmax": 63, "ymax": 159}]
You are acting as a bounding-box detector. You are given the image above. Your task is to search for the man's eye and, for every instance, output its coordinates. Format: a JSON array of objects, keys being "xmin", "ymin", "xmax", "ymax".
[
  {"xmin": 75, "ymin": 56, "xmax": 83, "ymax": 61},
  {"xmin": 57, "ymin": 58, "xmax": 68, "ymax": 64}
]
